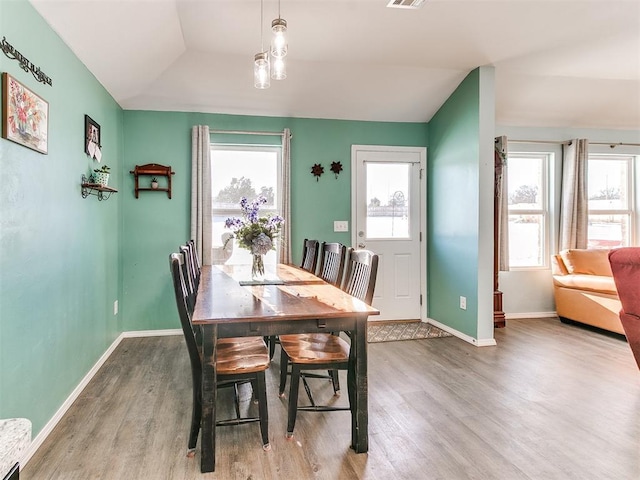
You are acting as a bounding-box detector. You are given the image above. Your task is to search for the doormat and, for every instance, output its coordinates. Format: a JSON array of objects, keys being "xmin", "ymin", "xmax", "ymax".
[{"xmin": 367, "ymin": 322, "xmax": 452, "ymax": 343}]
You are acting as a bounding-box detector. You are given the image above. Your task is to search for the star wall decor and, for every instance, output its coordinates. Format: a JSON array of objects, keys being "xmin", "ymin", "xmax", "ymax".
[
  {"xmin": 330, "ymin": 161, "xmax": 343, "ymax": 179},
  {"xmin": 311, "ymin": 163, "xmax": 324, "ymax": 181}
]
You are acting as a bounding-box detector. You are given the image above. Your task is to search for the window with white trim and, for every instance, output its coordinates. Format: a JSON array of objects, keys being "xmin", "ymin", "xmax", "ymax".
[
  {"xmin": 587, "ymin": 154, "xmax": 634, "ymax": 249},
  {"xmin": 210, "ymin": 145, "xmax": 282, "ymax": 264},
  {"xmin": 507, "ymin": 152, "xmax": 551, "ymax": 268}
]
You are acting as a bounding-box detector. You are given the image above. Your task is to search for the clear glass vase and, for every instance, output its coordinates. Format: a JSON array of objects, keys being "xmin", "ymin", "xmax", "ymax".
[{"xmin": 252, "ymin": 254, "xmax": 265, "ymax": 281}]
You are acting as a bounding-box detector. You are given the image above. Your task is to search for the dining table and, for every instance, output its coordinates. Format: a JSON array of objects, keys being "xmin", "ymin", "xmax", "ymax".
[{"xmin": 192, "ymin": 262, "xmax": 379, "ymax": 473}]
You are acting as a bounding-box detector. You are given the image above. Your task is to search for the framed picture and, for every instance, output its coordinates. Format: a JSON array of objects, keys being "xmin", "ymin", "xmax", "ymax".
[
  {"xmin": 1, "ymin": 72, "xmax": 49, "ymax": 154},
  {"xmin": 84, "ymin": 115, "xmax": 101, "ymax": 160}
]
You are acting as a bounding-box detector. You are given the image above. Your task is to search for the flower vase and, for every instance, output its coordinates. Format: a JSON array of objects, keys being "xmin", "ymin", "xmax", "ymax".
[{"xmin": 252, "ymin": 254, "xmax": 265, "ymax": 281}]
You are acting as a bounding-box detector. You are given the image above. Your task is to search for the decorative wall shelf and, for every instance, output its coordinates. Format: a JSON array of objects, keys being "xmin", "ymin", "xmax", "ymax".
[
  {"xmin": 130, "ymin": 163, "xmax": 175, "ymax": 199},
  {"xmin": 81, "ymin": 174, "xmax": 117, "ymax": 201}
]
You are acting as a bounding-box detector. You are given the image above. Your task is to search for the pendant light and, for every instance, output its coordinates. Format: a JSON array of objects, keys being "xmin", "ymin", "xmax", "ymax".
[
  {"xmin": 254, "ymin": 0, "xmax": 270, "ymax": 89},
  {"xmin": 270, "ymin": 0, "xmax": 287, "ymax": 80}
]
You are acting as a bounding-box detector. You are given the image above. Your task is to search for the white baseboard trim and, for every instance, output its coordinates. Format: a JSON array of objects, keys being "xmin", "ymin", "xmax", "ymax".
[
  {"xmin": 21, "ymin": 329, "xmax": 183, "ymax": 468},
  {"xmin": 505, "ymin": 312, "xmax": 557, "ymax": 320},
  {"xmin": 122, "ymin": 328, "xmax": 182, "ymax": 338},
  {"xmin": 426, "ymin": 318, "xmax": 497, "ymax": 347}
]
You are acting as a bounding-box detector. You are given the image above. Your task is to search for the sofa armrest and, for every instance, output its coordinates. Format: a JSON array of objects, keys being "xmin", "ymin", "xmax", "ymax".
[{"xmin": 551, "ymin": 255, "xmax": 569, "ymax": 276}]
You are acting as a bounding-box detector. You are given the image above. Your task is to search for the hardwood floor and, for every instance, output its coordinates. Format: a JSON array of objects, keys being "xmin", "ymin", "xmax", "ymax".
[{"xmin": 23, "ymin": 319, "xmax": 640, "ymax": 479}]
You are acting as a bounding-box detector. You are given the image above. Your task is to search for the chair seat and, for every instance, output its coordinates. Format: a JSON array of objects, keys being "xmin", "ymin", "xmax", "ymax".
[
  {"xmin": 216, "ymin": 337, "xmax": 270, "ymax": 375},
  {"xmin": 280, "ymin": 333, "xmax": 350, "ymax": 364}
]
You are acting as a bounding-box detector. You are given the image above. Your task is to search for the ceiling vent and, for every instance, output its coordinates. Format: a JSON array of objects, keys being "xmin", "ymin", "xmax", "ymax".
[{"xmin": 387, "ymin": 0, "xmax": 426, "ymax": 9}]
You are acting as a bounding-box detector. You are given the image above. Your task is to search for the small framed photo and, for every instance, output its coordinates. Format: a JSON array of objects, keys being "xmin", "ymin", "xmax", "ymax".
[
  {"xmin": 84, "ymin": 114, "xmax": 102, "ymax": 160},
  {"xmin": 2, "ymin": 72, "xmax": 49, "ymax": 154}
]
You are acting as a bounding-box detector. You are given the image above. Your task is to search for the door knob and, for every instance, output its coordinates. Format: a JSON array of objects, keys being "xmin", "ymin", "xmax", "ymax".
[{"xmin": 358, "ymin": 243, "xmax": 366, "ymax": 248}]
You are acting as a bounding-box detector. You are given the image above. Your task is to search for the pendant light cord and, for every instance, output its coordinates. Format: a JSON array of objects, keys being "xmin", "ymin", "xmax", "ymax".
[{"xmin": 260, "ymin": 0, "xmax": 264, "ymax": 52}]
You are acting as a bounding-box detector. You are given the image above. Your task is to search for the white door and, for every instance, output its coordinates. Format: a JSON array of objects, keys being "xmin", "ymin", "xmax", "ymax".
[{"xmin": 351, "ymin": 145, "xmax": 425, "ymax": 321}]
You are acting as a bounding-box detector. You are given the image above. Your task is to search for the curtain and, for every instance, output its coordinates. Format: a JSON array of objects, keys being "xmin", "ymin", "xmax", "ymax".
[
  {"xmin": 190, "ymin": 125, "xmax": 212, "ymax": 265},
  {"xmin": 559, "ymin": 139, "xmax": 589, "ymax": 250},
  {"xmin": 279, "ymin": 128, "xmax": 292, "ymax": 264},
  {"xmin": 495, "ymin": 136, "xmax": 509, "ymax": 271}
]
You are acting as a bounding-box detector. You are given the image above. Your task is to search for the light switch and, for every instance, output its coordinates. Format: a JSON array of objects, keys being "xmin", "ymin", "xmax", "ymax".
[{"xmin": 334, "ymin": 221, "xmax": 349, "ymax": 232}]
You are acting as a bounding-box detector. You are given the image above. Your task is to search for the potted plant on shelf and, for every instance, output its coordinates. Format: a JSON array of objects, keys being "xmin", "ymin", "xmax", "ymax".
[
  {"xmin": 92, "ymin": 165, "xmax": 111, "ymax": 186},
  {"xmin": 151, "ymin": 177, "xmax": 159, "ymax": 189}
]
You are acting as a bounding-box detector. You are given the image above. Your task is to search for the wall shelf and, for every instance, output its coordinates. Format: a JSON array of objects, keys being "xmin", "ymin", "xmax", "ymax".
[
  {"xmin": 81, "ymin": 175, "xmax": 117, "ymax": 201},
  {"xmin": 130, "ymin": 163, "xmax": 175, "ymax": 199}
]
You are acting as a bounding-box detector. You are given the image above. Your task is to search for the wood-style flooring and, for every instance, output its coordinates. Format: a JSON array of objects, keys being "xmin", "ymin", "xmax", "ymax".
[{"xmin": 22, "ymin": 319, "xmax": 640, "ymax": 479}]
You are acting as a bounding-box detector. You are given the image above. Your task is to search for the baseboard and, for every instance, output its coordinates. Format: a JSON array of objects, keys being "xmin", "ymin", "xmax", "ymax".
[
  {"xmin": 426, "ymin": 318, "xmax": 497, "ymax": 347},
  {"xmin": 505, "ymin": 312, "xmax": 557, "ymax": 320},
  {"xmin": 121, "ymin": 328, "xmax": 182, "ymax": 338},
  {"xmin": 21, "ymin": 329, "xmax": 183, "ymax": 469}
]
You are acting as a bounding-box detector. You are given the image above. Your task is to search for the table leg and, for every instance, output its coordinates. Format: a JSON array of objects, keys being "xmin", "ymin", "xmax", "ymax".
[
  {"xmin": 349, "ymin": 317, "xmax": 369, "ymax": 453},
  {"xmin": 200, "ymin": 324, "xmax": 218, "ymax": 472}
]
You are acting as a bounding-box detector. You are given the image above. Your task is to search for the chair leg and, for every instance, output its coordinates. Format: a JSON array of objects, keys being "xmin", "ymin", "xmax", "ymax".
[
  {"xmin": 286, "ymin": 364, "xmax": 301, "ymax": 438},
  {"xmin": 255, "ymin": 372, "xmax": 271, "ymax": 451},
  {"xmin": 188, "ymin": 372, "xmax": 202, "ymax": 454},
  {"xmin": 279, "ymin": 348, "xmax": 289, "ymax": 396},
  {"xmin": 329, "ymin": 369, "xmax": 340, "ymax": 395}
]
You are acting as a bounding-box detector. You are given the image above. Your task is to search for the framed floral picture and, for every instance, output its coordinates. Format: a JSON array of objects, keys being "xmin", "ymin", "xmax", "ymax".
[{"xmin": 1, "ymin": 72, "xmax": 49, "ymax": 154}]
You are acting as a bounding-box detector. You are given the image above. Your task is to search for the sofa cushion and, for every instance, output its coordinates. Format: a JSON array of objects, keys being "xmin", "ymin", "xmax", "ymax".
[
  {"xmin": 553, "ymin": 273, "xmax": 618, "ymax": 295},
  {"xmin": 560, "ymin": 249, "xmax": 612, "ymax": 276}
]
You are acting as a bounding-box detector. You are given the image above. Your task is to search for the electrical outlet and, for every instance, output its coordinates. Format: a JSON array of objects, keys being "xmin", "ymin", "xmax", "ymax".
[
  {"xmin": 334, "ymin": 221, "xmax": 349, "ymax": 232},
  {"xmin": 114, "ymin": 300, "xmax": 118, "ymax": 315},
  {"xmin": 459, "ymin": 296, "xmax": 466, "ymax": 310}
]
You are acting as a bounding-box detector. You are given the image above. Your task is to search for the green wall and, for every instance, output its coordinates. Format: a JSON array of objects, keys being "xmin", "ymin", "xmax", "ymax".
[
  {"xmin": 121, "ymin": 111, "xmax": 427, "ymax": 331},
  {"xmin": 427, "ymin": 68, "xmax": 491, "ymax": 340},
  {"xmin": 0, "ymin": 0, "xmax": 124, "ymax": 435}
]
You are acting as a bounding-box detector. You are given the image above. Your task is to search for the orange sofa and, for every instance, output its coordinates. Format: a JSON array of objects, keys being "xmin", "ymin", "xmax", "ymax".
[{"xmin": 551, "ymin": 248, "xmax": 624, "ymax": 334}]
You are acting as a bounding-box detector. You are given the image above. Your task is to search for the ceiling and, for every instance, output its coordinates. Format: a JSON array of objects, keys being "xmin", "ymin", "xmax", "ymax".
[{"xmin": 30, "ymin": 0, "xmax": 640, "ymax": 129}]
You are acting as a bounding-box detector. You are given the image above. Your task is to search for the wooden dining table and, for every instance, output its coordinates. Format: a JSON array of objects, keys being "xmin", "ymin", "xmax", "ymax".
[{"xmin": 192, "ymin": 263, "xmax": 379, "ymax": 473}]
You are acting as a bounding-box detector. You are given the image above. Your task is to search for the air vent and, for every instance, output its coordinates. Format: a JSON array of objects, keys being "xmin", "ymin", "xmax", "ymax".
[{"xmin": 387, "ymin": 0, "xmax": 426, "ymax": 9}]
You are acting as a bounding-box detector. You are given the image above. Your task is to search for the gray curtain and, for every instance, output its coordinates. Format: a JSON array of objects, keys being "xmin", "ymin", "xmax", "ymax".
[
  {"xmin": 279, "ymin": 128, "xmax": 292, "ymax": 264},
  {"xmin": 190, "ymin": 125, "xmax": 212, "ymax": 265},
  {"xmin": 559, "ymin": 139, "xmax": 589, "ymax": 250},
  {"xmin": 495, "ymin": 136, "xmax": 509, "ymax": 271}
]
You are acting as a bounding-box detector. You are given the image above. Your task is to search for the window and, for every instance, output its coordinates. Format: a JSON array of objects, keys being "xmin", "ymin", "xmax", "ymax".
[
  {"xmin": 211, "ymin": 145, "xmax": 282, "ymax": 264},
  {"xmin": 507, "ymin": 152, "xmax": 551, "ymax": 268},
  {"xmin": 587, "ymin": 154, "xmax": 634, "ymax": 249}
]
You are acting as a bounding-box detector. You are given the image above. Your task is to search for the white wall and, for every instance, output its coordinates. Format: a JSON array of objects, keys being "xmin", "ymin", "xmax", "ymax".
[{"xmin": 495, "ymin": 126, "xmax": 640, "ymax": 318}]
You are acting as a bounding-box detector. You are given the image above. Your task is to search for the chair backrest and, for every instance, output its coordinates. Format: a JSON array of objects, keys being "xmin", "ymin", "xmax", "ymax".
[
  {"xmin": 301, "ymin": 239, "xmax": 320, "ymax": 273},
  {"xmin": 341, "ymin": 248, "xmax": 379, "ymax": 306},
  {"xmin": 180, "ymin": 245, "xmax": 197, "ymax": 312},
  {"xmin": 317, "ymin": 242, "xmax": 347, "ymax": 286},
  {"xmin": 188, "ymin": 239, "xmax": 202, "ymax": 280},
  {"xmin": 169, "ymin": 253, "xmax": 202, "ymax": 375}
]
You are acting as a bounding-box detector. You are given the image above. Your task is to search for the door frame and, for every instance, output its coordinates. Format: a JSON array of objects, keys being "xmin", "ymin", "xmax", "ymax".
[{"xmin": 351, "ymin": 145, "xmax": 427, "ymax": 321}]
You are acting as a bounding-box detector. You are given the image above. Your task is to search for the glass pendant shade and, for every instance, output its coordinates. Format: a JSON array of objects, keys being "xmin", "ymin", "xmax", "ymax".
[
  {"xmin": 271, "ymin": 18, "xmax": 288, "ymax": 58},
  {"xmin": 271, "ymin": 56, "xmax": 286, "ymax": 80},
  {"xmin": 254, "ymin": 52, "xmax": 271, "ymax": 89}
]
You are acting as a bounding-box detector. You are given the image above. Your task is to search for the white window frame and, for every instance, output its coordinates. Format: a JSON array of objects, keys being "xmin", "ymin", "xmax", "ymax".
[
  {"xmin": 210, "ymin": 143, "xmax": 283, "ymax": 257},
  {"xmin": 587, "ymin": 153, "xmax": 635, "ymax": 248},
  {"xmin": 507, "ymin": 152, "xmax": 551, "ymax": 270}
]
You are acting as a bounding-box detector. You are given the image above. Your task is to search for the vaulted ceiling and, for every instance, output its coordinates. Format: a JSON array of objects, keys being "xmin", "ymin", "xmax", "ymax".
[{"xmin": 31, "ymin": 0, "xmax": 640, "ymax": 129}]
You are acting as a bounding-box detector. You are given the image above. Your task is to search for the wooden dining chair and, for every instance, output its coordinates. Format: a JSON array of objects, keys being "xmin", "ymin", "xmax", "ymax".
[
  {"xmin": 187, "ymin": 239, "xmax": 201, "ymax": 286},
  {"xmin": 169, "ymin": 253, "xmax": 271, "ymax": 454},
  {"xmin": 300, "ymin": 239, "xmax": 320, "ymax": 273},
  {"xmin": 317, "ymin": 242, "xmax": 347, "ymax": 287},
  {"xmin": 278, "ymin": 248, "xmax": 379, "ymax": 438},
  {"xmin": 180, "ymin": 245, "xmax": 198, "ymax": 313}
]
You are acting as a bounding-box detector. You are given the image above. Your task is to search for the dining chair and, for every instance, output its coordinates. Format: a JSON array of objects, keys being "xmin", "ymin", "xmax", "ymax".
[
  {"xmin": 187, "ymin": 239, "xmax": 201, "ymax": 286},
  {"xmin": 317, "ymin": 242, "xmax": 347, "ymax": 287},
  {"xmin": 278, "ymin": 248, "xmax": 379, "ymax": 438},
  {"xmin": 180, "ymin": 244, "xmax": 198, "ymax": 313},
  {"xmin": 169, "ymin": 253, "xmax": 271, "ymax": 454},
  {"xmin": 300, "ymin": 239, "xmax": 320, "ymax": 273}
]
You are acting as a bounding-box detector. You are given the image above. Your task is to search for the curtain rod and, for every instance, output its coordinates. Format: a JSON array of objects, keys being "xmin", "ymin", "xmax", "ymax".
[
  {"xmin": 506, "ymin": 139, "xmax": 640, "ymax": 148},
  {"xmin": 209, "ymin": 129, "xmax": 287, "ymax": 137}
]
